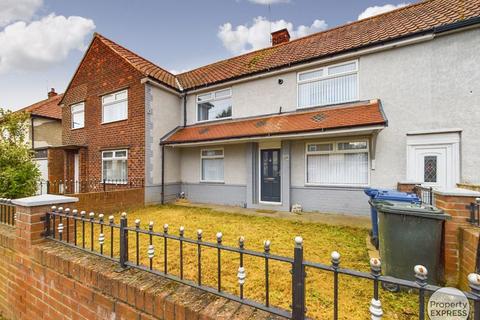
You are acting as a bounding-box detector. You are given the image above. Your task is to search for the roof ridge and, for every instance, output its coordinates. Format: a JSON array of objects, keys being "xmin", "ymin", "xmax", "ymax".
[
  {"xmin": 17, "ymin": 93, "xmax": 63, "ymax": 112},
  {"xmin": 94, "ymin": 32, "xmax": 179, "ymax": 89},
  {"xmin": 178, "ymin": 0, "xmax": 433, "ymax": 76}
]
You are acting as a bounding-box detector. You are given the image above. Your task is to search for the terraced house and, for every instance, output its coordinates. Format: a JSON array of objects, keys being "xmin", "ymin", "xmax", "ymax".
[{"xmin": 58, "ymin": 0, "xmax": 480, "ymax": 215}]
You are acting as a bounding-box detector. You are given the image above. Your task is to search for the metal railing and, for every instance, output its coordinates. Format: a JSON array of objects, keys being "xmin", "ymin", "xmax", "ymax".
[
  {"xmin": 414, "ymin": 185, "xmax": 435, "ymax": 206},
  {"xmin": 0, "ymin": 198, "xmax": 15, "ymax": 226},
  {"xmin": 45, "ymin": 207, "xmax": 480, "ymax": 320},
  {"xmin": 37, "ymin": 178, "xmax": 144, "ymax": 195}
]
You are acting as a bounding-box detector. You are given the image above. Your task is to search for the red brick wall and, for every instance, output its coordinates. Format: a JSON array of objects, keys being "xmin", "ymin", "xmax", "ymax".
[
  {"xmin": 61, "ymin": 37, "xmax": 146, "ymax": 184},
  {"xmin": 74, "ymin": 188, "xmax": 145, "ymax": 214},
  {"xmin": 47, "ymin": 148, "xmax": 64, "ymax": 182},
  {"xmin": 435, "ymin": 193, "xmax": 477, "ymax": 285},
  {"xmin": 0, "ymin": 225, "xmax": 273, "ymax": 320},
  {"xmin": 459, "ymin": 228, "xmax": 479, "ymax": 290},
  {"xmin": 397, "ymin": 182, "xmax": 418, "ymax": 193}
]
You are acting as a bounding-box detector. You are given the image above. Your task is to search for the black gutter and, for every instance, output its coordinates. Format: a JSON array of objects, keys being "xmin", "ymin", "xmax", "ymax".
[
  {"xmin": 183, "ymin": 94, "xmax": 187, "ymax": 126},
  {"xmin": 181, "ymin": 16, "xmax": 480, "ymax": 92},
  {"xmin": 160, "ymin": 121, "xmax": 387, "ymax": 146},
  {"xmin": 30, "ymin": 117, "xmax": 35, "ymax": 150}
]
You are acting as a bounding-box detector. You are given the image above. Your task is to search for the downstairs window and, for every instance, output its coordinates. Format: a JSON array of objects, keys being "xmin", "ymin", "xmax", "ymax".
[
  {"xmin": 201, "ymin": 149, "xmax": 224, "ymax": 182},
  {"xmin": 306, "ymin": 141, "xmax": 369, "ymax": 186},
  {"xmin": 102, "ymin": 150, "xmax": 128, "ymax": 183}
]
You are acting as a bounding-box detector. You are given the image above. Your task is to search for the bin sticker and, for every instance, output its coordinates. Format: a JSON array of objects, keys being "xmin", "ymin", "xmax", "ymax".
[{"xmin": 428, "ymin": 287, "xmax": 469, "ymax": 320}]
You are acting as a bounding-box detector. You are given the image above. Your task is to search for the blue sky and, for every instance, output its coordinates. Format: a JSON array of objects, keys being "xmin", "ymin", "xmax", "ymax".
[{"xmin": 0, "ymin": 0, "xmax": 410, "ymax": 110}]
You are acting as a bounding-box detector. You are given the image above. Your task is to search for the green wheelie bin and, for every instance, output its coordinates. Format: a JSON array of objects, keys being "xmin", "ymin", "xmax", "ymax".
[{"xmin": 373, "ymin": 200, "xmax": 451, "ymax": 286}]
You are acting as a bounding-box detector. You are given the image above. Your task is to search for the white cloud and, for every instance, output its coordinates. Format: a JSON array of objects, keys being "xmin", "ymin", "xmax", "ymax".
[
  {"xmin": 0, "ymin": 0, "xmax": 43, "ymax": 27},
  {"xmin": 358, "ymin": 3, "xmax": 409, "ymax": 20},
  {"xmin": 0, "ymin": 14, "xmax": 95, "ymax": 73},
  {"xmin": 218, "ymin": 17, "xmax": 327, "ymax": 54},
  {"xmin": 247, "ymin": 0, "xmax": 290, "ymax": 4}
]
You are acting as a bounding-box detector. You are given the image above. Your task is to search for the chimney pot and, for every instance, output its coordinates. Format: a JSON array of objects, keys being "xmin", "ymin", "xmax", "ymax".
[
  {"xmin": 48, "ymin": 88, "xmax": 57, "ymax": 98},
  {"xmin": 271, "ymin": 28, "xmax": 290, "ymax": 46}
]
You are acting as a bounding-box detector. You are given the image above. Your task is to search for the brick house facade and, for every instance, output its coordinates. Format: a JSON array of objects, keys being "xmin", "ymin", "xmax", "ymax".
[{"xmin": 60, "ymin": 37, "xmax": 146, "ymax": 190}]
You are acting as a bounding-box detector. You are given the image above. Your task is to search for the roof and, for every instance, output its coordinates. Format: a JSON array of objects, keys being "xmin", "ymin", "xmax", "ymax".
[
  {"xmin": 162, "ymin": 100, "xmax": 387, "ymax": 144},
  {"xmin": 177, "ymin": 0, "xmax": 480, "ymax": 90},
  {"xmin": 94, "ymin": 33, "xmax": 179, "ymax": 90},
  {"xmin": 16, "ymin": 94, "xmax": 63, "ymax": 120}
]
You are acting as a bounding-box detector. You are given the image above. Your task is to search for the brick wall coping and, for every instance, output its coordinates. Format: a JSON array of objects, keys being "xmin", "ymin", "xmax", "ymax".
[
  {"xmin": 12, "ymin": 194, "xmax": 78, "ymax": 207},
  {"xmin": 433, "ymin": 188, "xmax": 480, "ymax": 197},
  {"xmin": 398, "ymin": 181, "xmax": 422, "ymax": 184}
]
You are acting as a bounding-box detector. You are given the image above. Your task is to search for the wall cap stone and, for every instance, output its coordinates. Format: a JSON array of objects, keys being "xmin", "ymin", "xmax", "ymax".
[
  {"xmin": 434, "ymin": 188, "xmax": 480, "ymax": 197},
  {"xmin": 398, "ymin": 181, "xmax": 423, "ymax": 184},
  {"xmin": 12, "ymin": 194, "xmax": 79, "ymax": 207}
]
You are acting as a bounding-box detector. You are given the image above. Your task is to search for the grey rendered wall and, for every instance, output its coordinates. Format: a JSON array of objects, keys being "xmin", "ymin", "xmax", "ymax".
[
  {"xmin": 181, "ymin": 183, "xmax": 246, "ymax": 207},
  {"xmin": 145, "ymin": 84, "xmax": 182, "ymax": 204},
  {"xmin": 360, "ymin": 29, "xmax": 480, "ymax": 186}
]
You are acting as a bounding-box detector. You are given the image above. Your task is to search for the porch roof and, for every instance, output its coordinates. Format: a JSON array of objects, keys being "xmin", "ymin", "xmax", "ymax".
[{"xmin": 162, "ymin": 99, "xmax": 387, "ymax": 145}]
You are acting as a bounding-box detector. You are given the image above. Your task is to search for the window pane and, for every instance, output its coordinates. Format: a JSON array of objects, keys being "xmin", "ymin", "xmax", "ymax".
[
  {"xmin": 202, "ymin": 158, "xmax": 224, "ymax": 181},
  {"xmin": 298, "ymin": 73, "xmax": 357, "ymax": 107},
  {"xmin": 103, "ymin": 94, "xmax": 115, "ymax": 104},
  {"xmin": 103, "ymin": 100, "xmax": 127, "ymax": 123},
  {"xmin": 307, "ymin": 143, "xmax": 333, "ymax": 152},
  {"xmin": 71, "ymin": 103, "xmax": 84, "ymax": 112},
  {"xmin": 328, "ymin": 62, "xmax": 357, "ymax": 75},
  {"xmin": 72, "ymin": 108, "xmax": 84, "ymax": 129},
  {"xmin": 424, "ymin": 156, "xmax": 437, "ymax": 182},
  {"xmin": 115, "ymin": 90, "xmax": 127, "ymax": 100},
  {"xmin": 103, "ymin": 159, "xmax": 127, "ymax": 181},
  {"xmin": 299, "ymin": 69, "xmax": 323, "ymax": 81},
  {"xmin": 103, "ymin": 151, "xmax": 113, "ymax": 158},
  {"xmin": 115, "ymin": 150, "xmax": 127, "ymax": 157},
  {"xmin": 215, "ymin": 89, "xmax": 231, "ymax": 99},
  {"xmin": 307, "ymin": 152, "xmax": 368, "ymax": 185},
  {"xmin": 338, "ymin": 141, "xmax": 367, "ymax": 150},
  {"xmin": 197, "ymin": 93, "xmax": 212, "ymax": 102},
  {"xmin": 198, "ymin": 98, "xmax": 232, "ymax": 121},
  {"xmin": 202, "ymin": 149, "xmax": 223, "ymax": 157}
]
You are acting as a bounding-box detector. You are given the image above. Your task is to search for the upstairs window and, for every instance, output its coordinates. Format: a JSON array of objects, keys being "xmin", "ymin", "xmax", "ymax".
[
  {"xmin": 201, "ymin": 149, "xmax": 224, "ymax": 182},
  {"xmin": 197, "ymin": 89, "xmax": 232, "ymax": 122},
  {"xmin": 306, "ymin": 140, "xmax": 368, "ymax": 186},
  {"xmin": 298, "ymin": 61, "xmax": 358, "ymax": 108},
  {"xmin": 71, "ymin": 102, "xmax": 85, "ymax": 129},
  {"xmin": 102, "ymin": 89, "xmax": 128, "ymax": 124},
  {"xmin": 102, "ymin": 150, "xmax": 128, "ymax": 183}
]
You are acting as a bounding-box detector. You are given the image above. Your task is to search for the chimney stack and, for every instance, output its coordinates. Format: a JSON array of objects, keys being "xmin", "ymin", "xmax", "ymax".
[
  {"xmin": 271, "ymin": 28, "xmax": 290, "ymax": 46},
  {"xmin": 48, "ymin": 88, "xmax": 57, "ymax": 98}
]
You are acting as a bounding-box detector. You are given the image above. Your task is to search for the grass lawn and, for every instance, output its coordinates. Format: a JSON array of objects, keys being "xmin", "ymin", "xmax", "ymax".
[{"xmin": 79, "ymin": 204, "xmax": 418, "ymax": 319}]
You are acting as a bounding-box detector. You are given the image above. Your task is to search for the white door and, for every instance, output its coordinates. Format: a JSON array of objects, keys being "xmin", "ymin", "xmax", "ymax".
[
  {"xmin": 74, "ymin": 153, "xmax": 80, "ymax": 193},
  {"xmin": 413, "ymin": 147, "xmax": 447, "ymax": 189},
  {"xmin": 36, "ymin": 159, "xmax": 49, "ymax": 194}
]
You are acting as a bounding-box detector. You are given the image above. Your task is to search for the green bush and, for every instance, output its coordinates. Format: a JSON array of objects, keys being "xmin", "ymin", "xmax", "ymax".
[{"xmin": 0, "ymin": 108, "xmax": 40, "ymax": 199}]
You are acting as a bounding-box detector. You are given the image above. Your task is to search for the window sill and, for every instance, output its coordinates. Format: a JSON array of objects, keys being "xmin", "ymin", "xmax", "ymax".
[
  {"xmin": 102, "ymin": 118, "xmax": 128, "ymax": 125},
  {"xmin": 200, "ymin": 181, "xmax": 225, "ymax": 184},
  {"xmin": 296, "ymin": 99, "xmax": 359, "ymax": 111},
  {"xmin": 71, "ymin": 127, "xmax": 84, "ymax": 131},
  {"xmin": 196, "ymin": 117, "xmax": 232, "ymax": 124},
  {"xmin": 304, "ymin": 183, "xmax": 369, "ymax": 188}
]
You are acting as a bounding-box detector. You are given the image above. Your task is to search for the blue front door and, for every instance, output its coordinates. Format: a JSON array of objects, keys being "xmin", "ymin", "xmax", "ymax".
[{"xmin": 261, "ymin": 149, "xmax": 281, "ymax": 203}]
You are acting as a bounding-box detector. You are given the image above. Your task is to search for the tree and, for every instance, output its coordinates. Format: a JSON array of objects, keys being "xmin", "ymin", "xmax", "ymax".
[{"xmin": 0, "ymin": 108, "xmax": 40, "ymax": 198}]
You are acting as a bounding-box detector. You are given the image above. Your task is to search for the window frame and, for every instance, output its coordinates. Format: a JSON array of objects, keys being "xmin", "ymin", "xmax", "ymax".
[
  {"xmin": 196, "ymin": 88, "xmax": 232, "ymax": 123},
  {"xmin": 101, "ymin": 89, "xmax": 128, "ymax": 124},
  {"xmin": 296, "ymin": 60, "xmax": 359, "ymax": 109},
  {"xmin": 304, "ymin": 139, "xmax": 370, "ymax": 187},
  {"xmin": 200, "ymin": 148, "xmax": 225, "ymax": 183},
  {"xmin": 101, "ymin": 149, "xmax": 128, "ymax": 184},
  {"xmin": 71, "ymin": 102, "xmax": 85, "ymax": 129}
]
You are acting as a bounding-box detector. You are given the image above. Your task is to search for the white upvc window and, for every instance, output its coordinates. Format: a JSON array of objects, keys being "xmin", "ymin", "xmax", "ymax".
[
  {"xmin": 197, "ymin": 88, "xmax": 232, "ymax": 122},
  {"xmin": 200, "ymin": 148, "xmax": 224, "ymax": 182},
  {"xmin": 102, "ymin": 149, "xmax": 128, "ymax": 183},
  {"xmin": 305, "ymin": 140, "xmax": 369, "ymax": 186},
  {"xmin": 297, "ymin": 60, "xmax": 358, "ymax": 108},
  {"xmin": 102, "ymin": 89, "xmax": 128, "ymax": 124},
  {"xmin": 71, "ymin": 102, "xmax": 85, "ymax": 129}
]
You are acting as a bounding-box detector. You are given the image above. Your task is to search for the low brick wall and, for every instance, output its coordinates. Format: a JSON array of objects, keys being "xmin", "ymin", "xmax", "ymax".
[
  {"xmin": 74, "ymin": 188, "xmax": 145, "ymax": 214},
  {"xmin": 0, "ymin": 224, "xmax": 279, "ymax": 320},
  {"xmin": 459, "ymin": 227, "xmax": 479, "ymax": 290},
  {"xmin": 397, "ymin": 182, "xmax": 419, "ymax": 193}
]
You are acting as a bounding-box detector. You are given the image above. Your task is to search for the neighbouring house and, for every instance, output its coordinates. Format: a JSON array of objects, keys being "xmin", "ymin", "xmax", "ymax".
[
  {"xmin": 15, "ymin": 89, "xmax": 65, "ymax": 193},
  {"xmin": 58, "ymin": 0, "xmax": 480, "ymax": 215}
]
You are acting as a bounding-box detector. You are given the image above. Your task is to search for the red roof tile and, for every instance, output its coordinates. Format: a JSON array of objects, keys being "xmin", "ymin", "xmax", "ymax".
[
  {"xmin": 177, "ymin": 0, "xmax": 480, "ymax": 89},
  {"xmin": 163, "ymin": 100, "xmax": 386, "ymax": 144},
  {"xmin": 16, "ymin": 94, "xmax": 63, "ymax": 120},
  {"xmin": 94, "ymin": 33, "xmax": 179, "ymax": 90}
]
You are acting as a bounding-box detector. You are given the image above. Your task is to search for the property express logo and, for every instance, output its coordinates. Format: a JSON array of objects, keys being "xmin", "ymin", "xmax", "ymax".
[{"xmin": 428, "ymin": 287, "xmax": 469, "ymax": 320}]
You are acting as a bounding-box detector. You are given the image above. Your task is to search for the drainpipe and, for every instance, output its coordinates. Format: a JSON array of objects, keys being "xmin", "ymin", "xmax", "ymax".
[
  {"xmin": 183, "ymin": 94, "xmax": 187, "ymax": 127},
  {"xmin": 30, "ymin": 116, "xmax": 35, "ymax": 150},
  {"xmin": 161, "ymin": 144, "xmax": 165, "ymax": 205}
]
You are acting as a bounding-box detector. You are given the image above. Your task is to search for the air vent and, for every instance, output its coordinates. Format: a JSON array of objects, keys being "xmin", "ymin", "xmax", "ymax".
[
  {"xmin": 255, "ymin": 120, "xmax": 267, "ymax": 127},
  {"xmin": 199, "ymin": 128, "xmax": 210, "ymax": 135},
  {"xmin": 311, "ymin": 113, "xmax": 327, "ymax": 122}
]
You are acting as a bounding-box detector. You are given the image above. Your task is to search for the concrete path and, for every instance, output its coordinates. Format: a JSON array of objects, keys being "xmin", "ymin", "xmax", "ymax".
[{"xmin": 175, "ymin": 200, "xmax": 371, "ymax": 229}]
